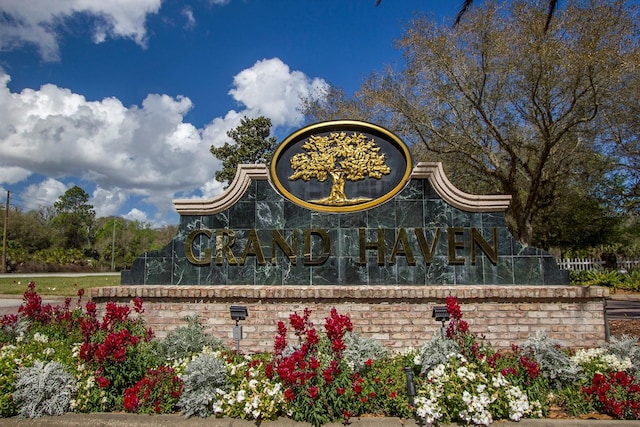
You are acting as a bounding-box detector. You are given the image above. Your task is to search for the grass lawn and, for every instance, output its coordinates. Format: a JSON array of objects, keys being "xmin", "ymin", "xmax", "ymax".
[{"xmin": 0, "ymin": 275, "xmax": 120, "ymax": 296}]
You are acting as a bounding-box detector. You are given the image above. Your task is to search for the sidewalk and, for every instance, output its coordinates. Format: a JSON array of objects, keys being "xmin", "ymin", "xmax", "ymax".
[{"xmin": 1, "ymin": 413, "xmax": 640, "ymax": 427}]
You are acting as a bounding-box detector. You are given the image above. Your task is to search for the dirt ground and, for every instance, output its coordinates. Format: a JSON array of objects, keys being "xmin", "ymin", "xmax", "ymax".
[{"xmin": 609, "ymin": 319, "xmax": 640, "ymax": 339}]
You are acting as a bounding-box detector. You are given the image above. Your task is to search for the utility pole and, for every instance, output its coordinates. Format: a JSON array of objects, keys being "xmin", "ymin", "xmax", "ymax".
[
  {"xmin": 2, "ymin": 191, "xmax": 9, "ymax": 274},
  {"xmin": 111, "ymin": 216, "xmax": 116, "ymax": 272}
]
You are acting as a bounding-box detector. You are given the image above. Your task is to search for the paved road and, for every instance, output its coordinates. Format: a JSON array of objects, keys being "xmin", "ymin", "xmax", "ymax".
[{"xmin": 0, "ymin": 272, "xmax": 119, "ymax": 278}]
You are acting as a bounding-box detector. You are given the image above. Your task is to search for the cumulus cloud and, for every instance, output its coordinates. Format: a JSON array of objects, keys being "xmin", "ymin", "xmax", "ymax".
[
  {"xmin": 0, "ymin": 0, "xmax": 162, "ymax": 61},
  {"xmin": 0, "ymin": 59, "xmax": 327, "ymax": 222},
  {"xmin": 124, "ymin": 208, "xmax": 149, "ymax": 223},
  {"xmin": 21, "ymin": 178, "xmax": 68, "ymax": 211},
  {"xmin": 92, "ymin": 186, "xmax": 128, "ymax": 218},
  {"xmin": 0, "ymin": 166, "xmax": 31, "ymax": 185},
  {"xmin": 229, "ymin": 58, "xmax": 328, "ymax": 127}
]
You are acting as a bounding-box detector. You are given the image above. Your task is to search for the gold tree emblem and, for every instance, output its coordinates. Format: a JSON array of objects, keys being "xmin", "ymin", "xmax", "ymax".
[{"xmin": 289, "ymin": 132, "xmax": 391, "ymax": 205}]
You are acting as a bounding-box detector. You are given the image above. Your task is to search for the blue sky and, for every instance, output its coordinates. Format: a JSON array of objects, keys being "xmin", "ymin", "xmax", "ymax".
[{"xmin": 0, "ymin": 0, "xmax": 459, "ymax": 226}]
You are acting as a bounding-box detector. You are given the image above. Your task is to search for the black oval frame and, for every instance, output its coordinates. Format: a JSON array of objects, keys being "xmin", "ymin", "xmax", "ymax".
[{"xmin": 270, "ymin": 120, "xmax": 412, "ymax": 213}]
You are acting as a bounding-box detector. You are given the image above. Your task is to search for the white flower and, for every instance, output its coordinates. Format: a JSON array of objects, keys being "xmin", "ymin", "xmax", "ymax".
[
  {"xmin": 492, "ymin": 373, "xmax": 509, "ymax": 388},
  {"xmin": 43, "ymin": 347, "xmax": 55, "ymax": 356},
  {"xmin": 456, "ymin": 366, "xmax": 476, "ymax": 382},
  {"xmin": 506, "ymin": 386, "xmax": 531, "ymax": 421},
  {"xmin": 236, "ymin": 389, "xmax": 246, "ymax": 402},
  {"xmin": 32, "ymin": 332, "xmax": 49, "ymax": 343}
]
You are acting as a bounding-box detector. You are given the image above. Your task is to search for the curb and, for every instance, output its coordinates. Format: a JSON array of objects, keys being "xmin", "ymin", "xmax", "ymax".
[{"xmin": 1, "ymin": 414, "xmax": 640, "ymax": 427}]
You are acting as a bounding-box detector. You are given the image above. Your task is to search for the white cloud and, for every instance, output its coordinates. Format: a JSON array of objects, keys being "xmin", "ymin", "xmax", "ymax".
[
  {"xmin": 91, "ymin": 186, "xmax": 127, "ymax": 217},
  {"xmin": 0, "ymin": 58, "xmax": 327, "ymax": 221},
  {"xmin": 182, "ymin": 6, "xmax": 196, "ymax": 29},
  {"xmin": 0, "ymin": 166, "xmax": 31, "ymax": 185},
  {"xmin": 0, "ymin": 0, "xmax": 162, "ymax": 61},
  {"xmin": 21, "ymin": 178, "xmax": 68, "ymax": 211},
  {"xmin": 123, "ymin": 208, "xmax": 148, "ymax": 223},
  {"xmin": 228, "ymin": 58, "xmax": 329, "ymax": 127}
]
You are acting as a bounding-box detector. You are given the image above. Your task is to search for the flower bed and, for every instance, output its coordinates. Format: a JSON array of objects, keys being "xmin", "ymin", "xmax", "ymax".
[{"xmin": 1, "ymin": 281, "xmax": 639, "ymax": 426}]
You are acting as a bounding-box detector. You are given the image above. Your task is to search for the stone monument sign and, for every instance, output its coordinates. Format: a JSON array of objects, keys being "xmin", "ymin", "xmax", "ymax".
[{"xmin": 121, "ymin": 120, "xmax": 568, "ymax": 287}]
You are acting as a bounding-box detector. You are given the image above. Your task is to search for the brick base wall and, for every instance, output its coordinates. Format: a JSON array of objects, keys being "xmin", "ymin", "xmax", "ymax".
[{"xmin": 89, "ymin": 285, "xmax": 609, "ymax": 353}]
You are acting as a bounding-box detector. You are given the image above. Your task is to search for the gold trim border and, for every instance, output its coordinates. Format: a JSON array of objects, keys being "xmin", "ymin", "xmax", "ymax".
[{"xmin": 269, "ymin": 120, "xmax": 413, "ymax": 213}]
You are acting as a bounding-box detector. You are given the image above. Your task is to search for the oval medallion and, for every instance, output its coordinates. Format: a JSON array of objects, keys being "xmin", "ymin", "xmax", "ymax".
[{"xmin": 270, "ymin": 120, "xmax": 412, "ymax": 212}]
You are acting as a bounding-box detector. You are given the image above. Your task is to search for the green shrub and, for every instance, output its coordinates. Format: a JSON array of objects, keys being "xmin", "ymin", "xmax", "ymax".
[
  {"xmin": 622, "ymin": 270, "xmax": 640, "ymax": 291},
  {"xmin": 577, "ymin": 270, "xmax": 625, "ymax": 290}
]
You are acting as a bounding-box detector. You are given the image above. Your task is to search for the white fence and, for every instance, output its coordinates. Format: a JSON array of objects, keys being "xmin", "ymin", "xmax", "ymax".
[{"xmin": 556, "ymin": 258, "xmax": 640, "ymax": 272}]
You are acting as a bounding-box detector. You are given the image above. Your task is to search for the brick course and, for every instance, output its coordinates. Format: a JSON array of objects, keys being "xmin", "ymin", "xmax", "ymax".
[{"xmin": 89, "ymin": 285, "xmax": 608, "ymax": 353}]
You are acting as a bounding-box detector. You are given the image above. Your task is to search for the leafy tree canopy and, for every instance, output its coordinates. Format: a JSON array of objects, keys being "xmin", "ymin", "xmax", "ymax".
[
  {"xmin": 52, "ymin": 186, "xmax": 96, "ymax": 250},
  {"xmin": 210, "ymin": 116, "xmax": 278, "ymax": 187},
  {"xmin": 305, "ymin": 0, "xmax": 639, "ymax": 247}
]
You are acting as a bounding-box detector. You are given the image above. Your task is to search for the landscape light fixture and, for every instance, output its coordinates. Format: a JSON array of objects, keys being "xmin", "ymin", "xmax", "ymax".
[
  {"xmin": 230, "ymin": 305, "xmax": 248, "ymax": 354},
  {"xmin": 432, "ymin": 305, "xmax": 450, "ymax": 336},
  {"xmin": 404, "ymin": 367, "xmax": 416, "ymax": 407}
]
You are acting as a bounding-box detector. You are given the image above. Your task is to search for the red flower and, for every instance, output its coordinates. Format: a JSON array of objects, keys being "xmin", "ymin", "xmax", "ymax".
[
  {"xmin": 308, "ymin": 386, "xmax": 319, "ymax": 399},
  {"xmin": 96, "ymin": 375, "xmax": 110, "ymax": 389},
  {"xmin": 284, "ymin": 388, "xmax": 295, "ymax": 401},
  {"xmin": 133, "ymin": 297, "xmax": 144, "ymax": 314}
]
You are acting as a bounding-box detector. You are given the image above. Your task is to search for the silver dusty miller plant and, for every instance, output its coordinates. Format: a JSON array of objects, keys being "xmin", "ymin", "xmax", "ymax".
[
  {"xmin": 417, "ymin": 332, "xmax": 460, "ymax": 375},
  {"xmin": 13, "ymin": 360, "xmax": 76, "ymax": 418},
  {"xmin": 343, "ymin": 331, "xmax": 390, "ymax": 373},
  {"xmin": 158, "ymin": 314, "xmax": 224, "ymax": 362},
  {"xmin": 521, "ymin": 331, "xmax": 579, "ymax": 387},
  {"xmin": 177, "ymin": 353, "xmax": 227, "ymax": 418},
  {"xmin": 604, "ymin": 335, "xmax": 640, "ymax": 377}
]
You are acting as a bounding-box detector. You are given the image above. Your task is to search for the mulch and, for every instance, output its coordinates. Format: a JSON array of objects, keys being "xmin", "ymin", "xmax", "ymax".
[{"xmin": 609, "ymin": 319, "xmax": 640, "ymax": 339}]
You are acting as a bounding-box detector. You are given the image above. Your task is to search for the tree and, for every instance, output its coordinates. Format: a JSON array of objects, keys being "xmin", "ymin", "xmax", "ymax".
[
  {"xmin": 210, "ymin": 116, "xmax": 278, "ymax": 186},
  {"xmin": 375, "ymin": 0, "xmax": 558, "ymax": 33},
  {"xmin": 52, "ymin": 186, "xmax": 95, "ymax": 250},
  {"xmin": 92, "ymin": 217, "xmax": 177, "ymax": 270},
  {"xmin": 306, "ymin": 0, "xmax": 638, "ymax": 245},
  {"xmin": 289, "ymin": 132, "xmax": 391, "ymax": 205}
]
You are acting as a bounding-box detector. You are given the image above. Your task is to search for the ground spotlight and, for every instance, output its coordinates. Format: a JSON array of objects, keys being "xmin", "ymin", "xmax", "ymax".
[
  {"xmin": 230, "ymin": 305, "xmax": 248, "ymax": 354},
  {"xmin": 432, "ymin": 305, "xmax": 450, "ymax": 336}
]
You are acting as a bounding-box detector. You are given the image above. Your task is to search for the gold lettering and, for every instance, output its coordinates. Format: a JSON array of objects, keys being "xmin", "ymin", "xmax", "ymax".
[
  {"xmin": 389, "ymin": 228, "xmax": 415, "ymax": 265},
  {"xmin": 240, "ymin": 229, "xmax": 266, "ymax": 265},
  {"xmin": 272, "ymin": 230, "xmax": 297, "ymax": 264},
  {"xmin": 185, "ymin": 229, "xmax": 212, "ymax": 265},
  {"xmin": 215, "ymin": 229, "xmax": 237, "ymax": 265},
  {"xmin": 359, "ymin": 228, "xmax": 385, "ymax": 265},
  {"xmin": 304, "ymin": 229, "xmax": 331, "ymax": 265},
  {"xmin": 447, "ymin": 227, "xmax": 465, "ymax": 265},
  {"xmin": 471, "ymin": 227, "xmax": 498, "ymax": 265},
  {"xmin": 415, "ymin": 227, "xmax": 441, "ymax": 263}
]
